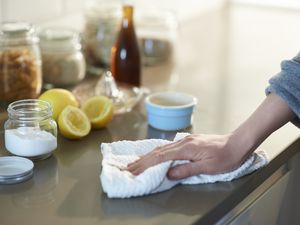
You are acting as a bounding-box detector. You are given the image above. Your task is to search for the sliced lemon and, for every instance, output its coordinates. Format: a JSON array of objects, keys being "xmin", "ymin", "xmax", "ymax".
[
  {"xmin": 81, "ymin": 96, "xmax": 114, "ymax": 129},
  {"xmin": 58, "ymin": 105, "xmax": 91, "ymax": 139}
]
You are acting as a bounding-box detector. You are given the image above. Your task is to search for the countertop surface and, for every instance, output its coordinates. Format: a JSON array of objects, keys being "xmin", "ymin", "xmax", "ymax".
[{"xmin": 1, "ymin": 4, "xmax": 300, "ymax": 225}]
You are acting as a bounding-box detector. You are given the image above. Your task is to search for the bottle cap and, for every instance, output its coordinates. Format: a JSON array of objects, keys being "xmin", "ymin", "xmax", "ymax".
[{"xmin": 0, "ymin": 156, "xmax": 34, "ymax": 184}]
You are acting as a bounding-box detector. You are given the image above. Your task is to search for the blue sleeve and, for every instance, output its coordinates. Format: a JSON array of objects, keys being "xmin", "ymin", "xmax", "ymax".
[{"xmin": 265, "ymin": 52, "xmax": 300, "ymax": 127}]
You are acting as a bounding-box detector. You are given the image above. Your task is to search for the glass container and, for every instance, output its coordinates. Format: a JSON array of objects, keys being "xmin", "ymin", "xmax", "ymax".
[
  {"xmin": 4, "ymin": 99, "xmax": 57, "ymax": 160},
  {"xmin": 135, "ymin": 9, "xmax": 179, "ymax": 91},
  {"xmin": 136, "ymin": 10, "xmax": 178, "ymax": 66},
  {"xmin": 82, "ymin": 0, "xmax": 121, "ymax": 75},
  {"xmin": 0, "ymin": 22, "xmax": 42, "ymax": 104},
  {"xmin": 39, "ymin": 27, "xmax": 86, "ymax": 87}
]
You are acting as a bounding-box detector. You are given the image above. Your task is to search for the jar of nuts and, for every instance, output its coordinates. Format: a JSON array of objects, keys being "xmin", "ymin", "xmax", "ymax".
[{"xmin": 0, "ymin": 22, "xmax": 42, "ymax": 104}]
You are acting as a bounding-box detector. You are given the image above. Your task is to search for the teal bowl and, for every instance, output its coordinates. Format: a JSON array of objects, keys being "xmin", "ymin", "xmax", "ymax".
[{"xmin": 145, "ymin": 92, "xmax": 197, "ymax": 131}]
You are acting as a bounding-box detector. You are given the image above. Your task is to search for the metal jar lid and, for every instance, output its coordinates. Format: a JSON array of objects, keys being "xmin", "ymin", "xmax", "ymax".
[{"xmin": 0, "ymin": 156, "xmax": 34, "ymax": 184}]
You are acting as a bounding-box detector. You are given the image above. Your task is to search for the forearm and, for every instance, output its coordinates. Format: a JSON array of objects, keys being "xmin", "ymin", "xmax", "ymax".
[{"xmin": 231, "ymin": 93, "xmax": 296, "ymax": 161}]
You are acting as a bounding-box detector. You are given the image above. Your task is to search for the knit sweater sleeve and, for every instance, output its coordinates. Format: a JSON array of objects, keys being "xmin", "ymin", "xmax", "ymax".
[{"xmin": 265, "ymin": 52, "xmax": 300, "ymax": 127}]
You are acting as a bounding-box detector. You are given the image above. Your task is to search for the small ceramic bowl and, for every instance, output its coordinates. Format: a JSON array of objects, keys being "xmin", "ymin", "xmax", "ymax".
[{"xmin": 145, "ymin": 92, "xmax": 197, "ymax": 131}]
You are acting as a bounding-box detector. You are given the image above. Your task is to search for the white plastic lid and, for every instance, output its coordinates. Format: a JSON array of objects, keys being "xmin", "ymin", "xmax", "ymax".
[{"xmin": 0, "ymin": 156, "xmax": 34, "ymax": 184}]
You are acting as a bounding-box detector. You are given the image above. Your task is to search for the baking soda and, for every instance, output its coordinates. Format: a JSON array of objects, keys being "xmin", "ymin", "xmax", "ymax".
[{"xmin": 5, "ymin": 127, "xmax": 57, "ymax": 157}]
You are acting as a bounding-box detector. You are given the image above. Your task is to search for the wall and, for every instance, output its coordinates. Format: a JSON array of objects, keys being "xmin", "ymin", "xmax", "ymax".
[
  {"xmin": 0, "ymin": 0, "xmax": 86, "ymax": 29},
  {"xmin": 0, "ymin": 0, "xmax": 226, "ymax": 30},
  {"xmin": 231, "ymin": 0, "xmax": 300, "ymax": 10},
  {"xmin": 0, "ymin": 0, "xmax": 84, "ymax": 24}
]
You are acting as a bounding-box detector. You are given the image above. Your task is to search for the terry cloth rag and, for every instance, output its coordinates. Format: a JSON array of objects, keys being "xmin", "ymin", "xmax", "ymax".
[{"xmin": 100, "ymin": 133, "xmax": 268, "ymax": 198}]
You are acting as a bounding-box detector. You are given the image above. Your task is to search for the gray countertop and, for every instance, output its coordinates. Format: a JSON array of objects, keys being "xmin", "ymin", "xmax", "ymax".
[
  {"xmin": 0, "ymin": 119, "xmax": 299, "ymax": 225},
  {"xmin": 1, "ymin": 4, "xmax": 300, "ymax": 225}
]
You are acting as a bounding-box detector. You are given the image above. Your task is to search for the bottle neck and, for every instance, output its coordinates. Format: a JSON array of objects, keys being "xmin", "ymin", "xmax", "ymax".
[
  {"xmin": 122, "ymin": 5, "xmax": 134, "ymax": 28},
  {"xmin": 7, "ymin": 99, "xmax": 53, "ymax": 122}
]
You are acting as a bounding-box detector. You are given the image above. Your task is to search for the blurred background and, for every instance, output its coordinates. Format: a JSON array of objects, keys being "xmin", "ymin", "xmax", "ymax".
[{"xmin": 1, "ymin": 0, "xmax": 300, "ymax": 25}]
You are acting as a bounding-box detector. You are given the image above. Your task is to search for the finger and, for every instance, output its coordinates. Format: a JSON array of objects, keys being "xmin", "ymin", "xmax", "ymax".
[
  {"xmin": 127, "ymin": 136, "xmax": 195, "ymax": 175},
  {"xmin": 126, "ymin": 139, "xmax": 183, "ymax": 168},
  {"xmin": 127, "ymin": 146, "xmax": 185, "ymax": 175},
  {"xmin": 152, "ymin": 139, "xmax": 186, "ymax": 153},
  {"xmin": 127, "ymin": 141, "xmax": 177, "ymax": 168},
  {"xmin": 167, "ymin": 161, "xmax": 214, "ymax": 180},
  {"xmin": 128, "ymin": 150, "xmax": 172, "ymax": 175}
]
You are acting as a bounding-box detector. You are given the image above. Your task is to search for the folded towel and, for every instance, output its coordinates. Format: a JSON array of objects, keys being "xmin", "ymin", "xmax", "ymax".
[{"xmin": 100, "ymin": 133, "xmax": 268, "ymax": 198}]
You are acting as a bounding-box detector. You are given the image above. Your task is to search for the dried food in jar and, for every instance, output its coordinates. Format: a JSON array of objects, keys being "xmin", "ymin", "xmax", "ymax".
[
  {"xmin": 39, "ymin": 27, "xmax": 86, "ymax": 87},
  {"xmin": 42, "ymin": 51, "xmax": 85, "ymax": 87},
  {"xmin": 82, "ymin": 1, "xmax": 121, "ymax": 72},
  {"xmin": 0, "ymin": 48, "xmax": 42, "ymax": 102},
  {"xmin": 139, "ymin": 38, "xmax": 173, "ymax": 66}
]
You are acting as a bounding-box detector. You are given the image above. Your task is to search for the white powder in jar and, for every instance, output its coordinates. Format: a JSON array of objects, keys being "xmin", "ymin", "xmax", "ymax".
[{"xmin": 5, "ymin": 127, "xmax": 57, "ymax": 157}]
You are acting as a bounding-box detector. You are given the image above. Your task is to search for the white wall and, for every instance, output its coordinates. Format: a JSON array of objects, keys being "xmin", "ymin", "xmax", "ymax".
[
  {"xmin": 0, "ymin": 0, "xmax": 85, "ymax": 23},
  {"xmin": 0, "ymin": 0, "xmax": 226, "ymax": 30},
  {"xmin": 231, "ymin": 0, "xmax": 300, "ymax": 10}
]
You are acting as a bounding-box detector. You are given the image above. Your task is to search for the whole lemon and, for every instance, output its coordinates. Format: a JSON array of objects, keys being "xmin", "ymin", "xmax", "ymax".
[{"xmin": 38, "ymin": 88, "xmax": 79, "ymax": 121}]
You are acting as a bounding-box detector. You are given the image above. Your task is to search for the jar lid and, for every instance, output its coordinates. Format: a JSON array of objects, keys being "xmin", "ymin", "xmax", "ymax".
[
  {"xmin": 0, "ymin": 22, "xmax": 38, "ymax": 46},
  {"xmin": 0, "ymin": 156, "xmax": 34, "ymax": 184},
  {"xmin": 39, "ymin": 27, "xmax": 81, "ymax": 52},
  {"xmin": 1, "ymin": 22, "xmax": 33, "ymax": 36}
]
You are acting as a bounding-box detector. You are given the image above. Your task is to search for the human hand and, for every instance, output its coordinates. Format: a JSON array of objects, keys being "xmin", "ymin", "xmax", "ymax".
[
  {"xmin": 128, "ymin": 93, "xmax": 296, "ymax": 180},
  {"xmin": 127, "ymin": 134, "xmax": 247, "ymax": 180}
]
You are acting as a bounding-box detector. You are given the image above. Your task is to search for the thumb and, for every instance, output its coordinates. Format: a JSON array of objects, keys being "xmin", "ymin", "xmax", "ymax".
[{"xmin": 167, "ymin": 161, "xmax": 210, "ymax": 180}]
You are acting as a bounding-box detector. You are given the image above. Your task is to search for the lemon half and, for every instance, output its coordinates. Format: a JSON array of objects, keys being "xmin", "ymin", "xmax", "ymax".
[
  {"xmin": 81, "ymin": 96, "xmax": 114, "ymax": 129},
  {"xmin": 58, "ymin": 105, "xmax": 91, "ymax": 139}
]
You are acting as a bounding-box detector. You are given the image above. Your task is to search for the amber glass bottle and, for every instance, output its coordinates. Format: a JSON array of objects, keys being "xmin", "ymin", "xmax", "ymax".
[{"xmin": 110, "ymin": 4, "xmax": 141, "ymax": 87}]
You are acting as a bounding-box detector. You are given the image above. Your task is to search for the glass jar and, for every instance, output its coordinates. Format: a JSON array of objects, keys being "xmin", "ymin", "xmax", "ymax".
[
  {"xmin": 39, "ymin": 27, "xmax": 86, "ymax": 87},
  {"xmin": 133, "ymin": 9, "xmax": 179, "ymax": 90},
  {"xmin": 82, "ymin": 0, "xmax": 121, "ymax": 74},
  {"xmin": 4, "ymin": 99, "xmax": 57, "ymax": 160},
  {"xmin": 135, "ymin": 9, "xmax": 178, "ymax": 66},
  {"xmin": 0, "ymin": 22, "xmax": 42, "ymax": 104}
]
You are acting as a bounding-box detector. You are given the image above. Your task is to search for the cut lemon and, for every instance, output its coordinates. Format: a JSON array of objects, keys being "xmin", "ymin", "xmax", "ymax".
[
  {"xmin": 58, "ymin": 105, "xmax": 91, "ymax": 139},
  {"xmin": 81, "ymin": 96, "xmax": 114, "ymax": 129}
]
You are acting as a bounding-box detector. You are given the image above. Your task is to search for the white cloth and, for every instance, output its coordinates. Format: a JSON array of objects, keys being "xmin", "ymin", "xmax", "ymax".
[{"xmin": 100, "ymin": 133, "xmax": 268, "ymax": 198}]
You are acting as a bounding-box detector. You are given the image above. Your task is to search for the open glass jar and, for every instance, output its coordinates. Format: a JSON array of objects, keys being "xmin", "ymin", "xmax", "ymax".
[
  {"xmin": 39, "ymin": 27, "xmax": 86, "ymax": 87},
  {"xmin": 0, "ymin": 22, "xmax": 42, "ymax": 104},
  {"xmin": 4, "ymin": 99, "xmax": 57, "ymax": 160}
]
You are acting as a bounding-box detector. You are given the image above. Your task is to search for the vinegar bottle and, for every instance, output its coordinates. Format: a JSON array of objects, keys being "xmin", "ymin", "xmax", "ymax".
[{"xmin": 110, "ymin": 4, "xmax": 141, "ymax": 87}]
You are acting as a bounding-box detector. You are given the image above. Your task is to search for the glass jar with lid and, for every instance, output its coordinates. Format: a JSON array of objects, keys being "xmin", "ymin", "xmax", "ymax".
[
  {"xmin": 4, "ymin": 99, "xmax": 57, "ymax": 160},
  {"xmin": 0, "ymin": 22, "xmax": 42, "ymax": 104},
  {"xmin": 135, "ymin": 9, "xmax": 178, "ymax": 66},
  {"xmin": 39, "ymin": 27, "xmax": 86, "ymax": 87},
  {"xmin": 82, "ymin": 0, "xmax": 121, "ymax": 75},
  {"xmin": 135, "ymin": 9, "xmax": 179, "ymax": 91}
]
